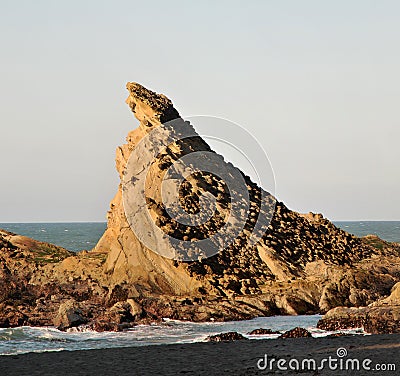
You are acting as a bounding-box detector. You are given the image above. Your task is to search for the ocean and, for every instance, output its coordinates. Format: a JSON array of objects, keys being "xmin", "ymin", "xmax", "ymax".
[
  {"xmin": 0, "ymin": 221, "xmax": 398, "ymax": 355},
  {"xmin": 0, "ymin": 222, "xmax": 107, "ymax": 252},
  {"xmin": 334, "ymin": 221, "xmax": 400, "ymax": 243}
]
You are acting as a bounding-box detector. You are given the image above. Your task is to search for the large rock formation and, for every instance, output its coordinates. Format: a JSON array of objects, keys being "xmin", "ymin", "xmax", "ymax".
[
  {"xmin": 93, "ymin": 83, "xmax": 400, "ymax": 313},
  {"xmin": 1, "ymin": 83, "xmax": 400, "ymax": 331}
]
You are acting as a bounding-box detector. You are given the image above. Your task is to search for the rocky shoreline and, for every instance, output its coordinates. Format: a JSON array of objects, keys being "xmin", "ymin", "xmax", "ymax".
[
  {"xmin": 1, "ymin": 83, "xmax": 400, "ymax": 334},
  {"xmin": 2, "ymin": 228, "xmax": 400, "ymax": 333}
]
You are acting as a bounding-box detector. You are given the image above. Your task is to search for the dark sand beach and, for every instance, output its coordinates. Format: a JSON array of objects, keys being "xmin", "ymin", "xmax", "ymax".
[{"xmin": 1, "ymin": 334, "xmax": 399, "ymax": 375}]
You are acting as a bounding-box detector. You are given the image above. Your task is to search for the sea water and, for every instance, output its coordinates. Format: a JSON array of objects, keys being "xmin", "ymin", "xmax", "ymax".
[{"xmin": 0, "ymin": 315, "xmax": 368, "ymax": 356}]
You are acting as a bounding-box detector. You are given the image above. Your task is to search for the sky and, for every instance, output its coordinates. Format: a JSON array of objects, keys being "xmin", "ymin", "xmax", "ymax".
[{"xmin": 0, "ymin": 0, "xmax": 399, "ymax": 222}]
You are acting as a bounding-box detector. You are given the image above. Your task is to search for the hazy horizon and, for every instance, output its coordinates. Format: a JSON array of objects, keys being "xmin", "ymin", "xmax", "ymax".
[{"xmin": 1, "ymin": 0, "xmax": 399, "ymax": 222}]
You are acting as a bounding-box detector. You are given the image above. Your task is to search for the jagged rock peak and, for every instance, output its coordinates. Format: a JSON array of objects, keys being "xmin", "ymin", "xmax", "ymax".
[{"xmin": 125, "ymin": 82, "xmax": 180, "ymax": 124}]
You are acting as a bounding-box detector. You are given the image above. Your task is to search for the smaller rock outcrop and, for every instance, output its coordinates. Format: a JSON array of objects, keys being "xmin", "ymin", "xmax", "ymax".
[
  {"xmin": 88, "ymin": 299, "xmax": 144, "ymax": 332},
  {"xmin": 279, "ymin": 327, "xmax": 312, "ymax": 338},
  {"xmin": 317, "ymin": 282, "xmax": 400, "ymax": 334},
  {"xmin": 53, "ymin": 299, "xmax": 87, "ymax": 330},
  {"xmin": 206, "ymin": 332, "xmax": 248, "ymax": 342},
  {"xmin": 248, "ymin": 328, "xmax": 280, "ymax": 335}
]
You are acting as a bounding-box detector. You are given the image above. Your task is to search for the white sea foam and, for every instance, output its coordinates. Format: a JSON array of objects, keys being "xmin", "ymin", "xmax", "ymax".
[{"xmin": 0, "ymin": 315, "xmax": 370, "ymax": 356}]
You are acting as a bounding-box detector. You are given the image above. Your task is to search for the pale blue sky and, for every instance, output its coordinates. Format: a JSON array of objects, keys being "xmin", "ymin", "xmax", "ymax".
[{"xmin": 1, "ymin": 0, "xmax": 399, "ymax": 222}]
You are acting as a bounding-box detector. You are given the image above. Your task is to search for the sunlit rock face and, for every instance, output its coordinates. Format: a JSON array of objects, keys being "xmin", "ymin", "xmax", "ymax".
[
  {"xmin": 2, "ymin": 83, "xmax": 400, "ymax": 331},
  {"xmin": 94, "ymin": 83, "xmax": 393, "ymax": 304}
]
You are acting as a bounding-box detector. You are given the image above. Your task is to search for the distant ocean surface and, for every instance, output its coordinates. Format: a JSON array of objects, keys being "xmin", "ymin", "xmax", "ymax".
[
  {"xmin": 0, "ymin": 221, "xmax": 399, "ymax": 252},
  {"xmin": 0, "ymin": 222, "xmax": 106, "ymax": 252},
  {"xmin": 334, "ymin": 221, "xmax": 400, "ymax": 243}
]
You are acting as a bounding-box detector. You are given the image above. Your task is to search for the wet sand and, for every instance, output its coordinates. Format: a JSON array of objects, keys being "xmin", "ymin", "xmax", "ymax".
[{"xmin": 1, "ymin": 334, "xmax": 399, "ymax": 375}]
